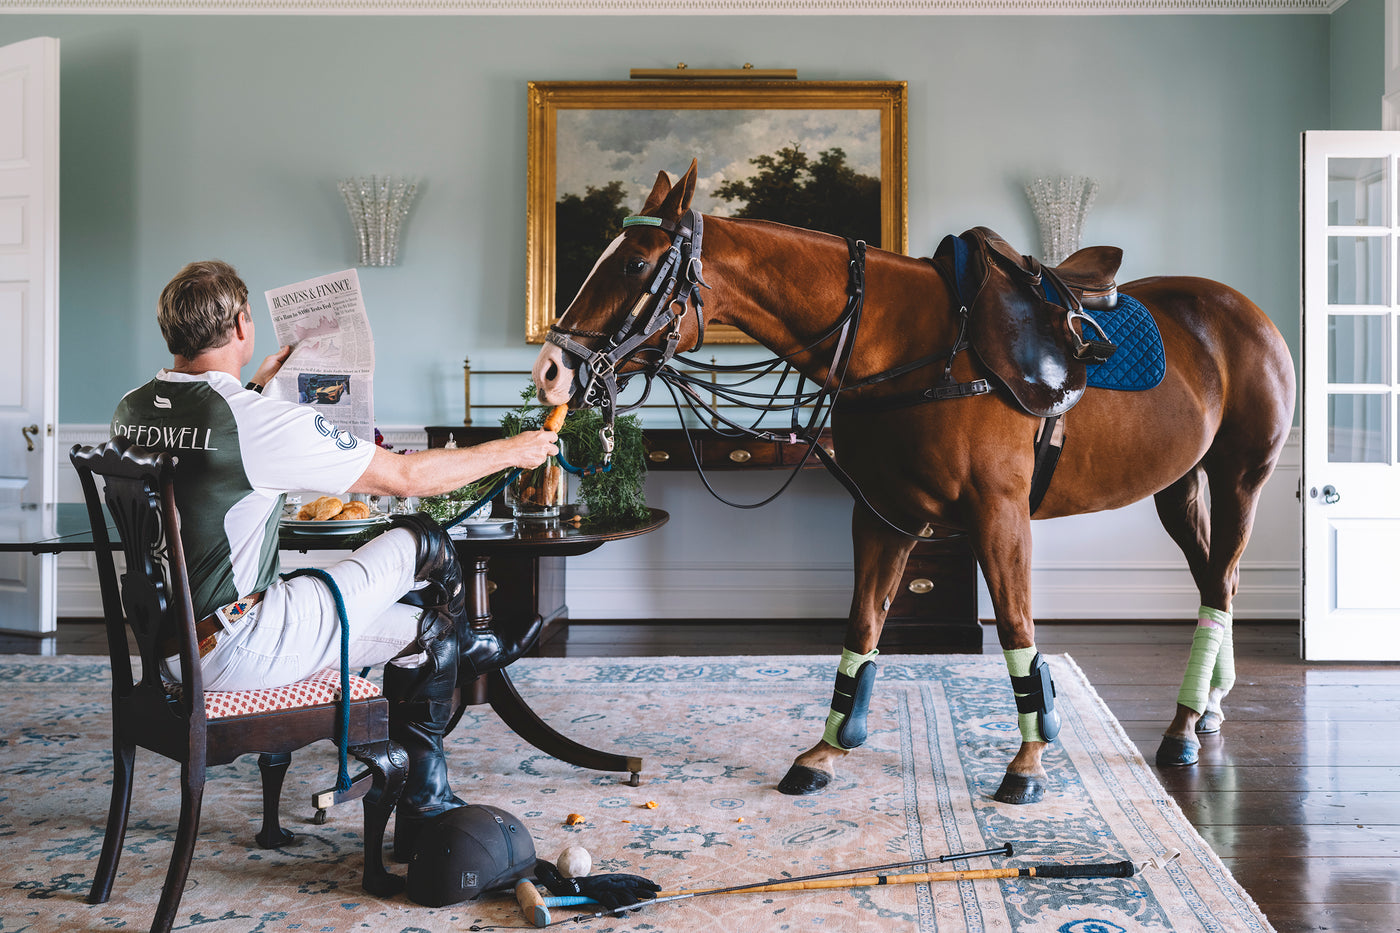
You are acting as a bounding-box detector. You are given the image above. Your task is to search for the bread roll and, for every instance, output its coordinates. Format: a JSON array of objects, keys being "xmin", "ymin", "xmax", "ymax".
[{"xmin": 333, "ymin": 500, "xmax": 371, "ymax": 520}]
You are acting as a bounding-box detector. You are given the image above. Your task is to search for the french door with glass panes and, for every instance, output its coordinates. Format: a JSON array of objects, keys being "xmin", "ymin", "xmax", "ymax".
[{"xmin": 1301, "ymin": 131, "xmax": 1400, "ymax": 660}]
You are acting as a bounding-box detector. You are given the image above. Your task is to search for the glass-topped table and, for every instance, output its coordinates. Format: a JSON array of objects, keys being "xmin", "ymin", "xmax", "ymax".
[{"xmin": 0, "ymin": 503, "xmax": 114, "ymax": 553}]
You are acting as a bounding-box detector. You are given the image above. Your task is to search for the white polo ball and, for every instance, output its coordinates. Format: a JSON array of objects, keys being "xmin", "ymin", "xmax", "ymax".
[{"xmin": 556, "ymin": 844, "xmax": 592, "ymax": 878}]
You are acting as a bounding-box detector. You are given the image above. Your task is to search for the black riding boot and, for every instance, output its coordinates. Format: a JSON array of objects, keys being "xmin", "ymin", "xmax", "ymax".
[
  {"xmin": 390, "ymin": 512, "xmax": 543, "ymax": 684},
  {"xmin": 384, "ymin": 621, "xmax": 465, "ymax": 863}
]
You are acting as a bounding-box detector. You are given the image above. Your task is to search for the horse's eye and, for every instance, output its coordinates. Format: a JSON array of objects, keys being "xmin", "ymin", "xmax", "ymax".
[{"xmin": 623, "ymin": 257, "xmax": 650, "ymax": 277}]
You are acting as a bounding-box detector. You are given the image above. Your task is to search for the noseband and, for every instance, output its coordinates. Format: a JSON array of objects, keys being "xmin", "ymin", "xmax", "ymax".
[{"xmin": 545, "ymin": 209, "xmax": 711, "ymax": 465}]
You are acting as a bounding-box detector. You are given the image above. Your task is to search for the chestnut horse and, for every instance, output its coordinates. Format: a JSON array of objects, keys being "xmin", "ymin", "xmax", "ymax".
[{"xmin": 532, "ymin": 161, "xmax": 1295, "ymax": 804}]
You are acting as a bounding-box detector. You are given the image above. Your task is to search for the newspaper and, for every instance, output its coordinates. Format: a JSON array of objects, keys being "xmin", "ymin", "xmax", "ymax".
[{"xmin": 262, "ymin": 269, "xmax": 375, "ymax": 444}]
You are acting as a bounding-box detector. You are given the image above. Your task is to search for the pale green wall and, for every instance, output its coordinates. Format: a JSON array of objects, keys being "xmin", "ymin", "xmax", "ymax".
[
  {"xmin": 0, "ymin": 15, "xmax": 1340, "ymax": 424},
  {"xmin": 1331, "ymin": 0, "xmax": 1385, "ymax": 130}
]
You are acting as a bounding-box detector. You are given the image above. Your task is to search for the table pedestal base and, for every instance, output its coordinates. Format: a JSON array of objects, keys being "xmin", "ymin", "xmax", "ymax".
[{"xmin": 457, "ymin": 554, "xmax": 643, "ymax": 785}]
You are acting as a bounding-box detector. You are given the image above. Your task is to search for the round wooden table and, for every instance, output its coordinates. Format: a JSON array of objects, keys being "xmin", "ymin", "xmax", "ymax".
[
  {"xmin": 284, "ymin": 507, "xmax": 669, "ymax": 786},
  {"xmin": 448, "ymin": 508, "xmax": 668, "ymax": 786}
]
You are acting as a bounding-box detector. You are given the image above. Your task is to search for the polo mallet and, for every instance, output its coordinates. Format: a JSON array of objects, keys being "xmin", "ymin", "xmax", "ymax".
[
  {"xmin": 515, "ymin": 843, "xmax": 1014, "ymax": 928},
  {"xmin": 532, "ymin": 855, "xmax": 1137, "ymax": 928}
]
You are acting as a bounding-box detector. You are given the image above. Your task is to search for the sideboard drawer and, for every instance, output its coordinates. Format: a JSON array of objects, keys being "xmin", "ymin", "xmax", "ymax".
[
  {"xmin": 702, "ymin": 437, "xmax": 783, "ymax": 468},
  {"xmin": 888, "ymin": 545, "xmax": 978, "ymax": 621},
  {"xmin": 880, "ymin": 538, "xmax": 981, "ymax": 653},
  {"xmin": 643, "ymin": 433, "xmax": 693, "ymax": 470}
]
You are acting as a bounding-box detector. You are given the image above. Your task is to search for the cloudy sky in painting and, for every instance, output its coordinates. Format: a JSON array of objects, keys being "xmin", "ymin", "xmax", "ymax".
[{"xmin": 556, "ymin": 108, "xmax": 882, "ymax": 216}]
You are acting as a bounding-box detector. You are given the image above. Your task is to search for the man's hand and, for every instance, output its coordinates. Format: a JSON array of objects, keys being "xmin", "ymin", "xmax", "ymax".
[
  {"xmin": 506, "ymin": 430, "xmax": 559, "ymax": 470},
  {"xmin": 248, "ymin": 345, "xmax": 293, "ymax": 389}
]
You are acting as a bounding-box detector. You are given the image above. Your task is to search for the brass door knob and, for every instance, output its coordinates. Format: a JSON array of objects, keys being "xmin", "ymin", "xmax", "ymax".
[
  {"xmin": 907, "ymin": 578, "xmax": 934, "ymax": 594},
  {"xmin": 728, "ymin": 449, "xmax": 752, "ymax": 463},
  {"xmin": 21, "ymin": 424, "xmax": 38, "ymax": 452},
  {"xmin": 648, "ymin": 450, "xmax": 671, "ymax": 463}
]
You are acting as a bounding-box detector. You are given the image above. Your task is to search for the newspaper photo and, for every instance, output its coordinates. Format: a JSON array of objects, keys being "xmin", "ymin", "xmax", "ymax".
[{"xmin": 262, "ymin": 269, "xmax": 376, "ymax": 444}]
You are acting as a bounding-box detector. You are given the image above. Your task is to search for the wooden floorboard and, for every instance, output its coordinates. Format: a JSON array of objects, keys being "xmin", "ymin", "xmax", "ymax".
[{"xmin": 8, "ymin": 617, "xmax": 1400, "ymax": 933}]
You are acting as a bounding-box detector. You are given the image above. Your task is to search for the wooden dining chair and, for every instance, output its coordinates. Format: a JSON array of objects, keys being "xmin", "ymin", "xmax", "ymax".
[{"xmin": 71, "ymin": 437, "xmax": 406, "ymax": 933}]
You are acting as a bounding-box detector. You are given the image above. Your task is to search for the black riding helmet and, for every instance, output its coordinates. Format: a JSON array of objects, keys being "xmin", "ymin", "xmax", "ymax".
[{"xmin": 406, "ymin": 804, "xmax": 537, "ymax": 907}]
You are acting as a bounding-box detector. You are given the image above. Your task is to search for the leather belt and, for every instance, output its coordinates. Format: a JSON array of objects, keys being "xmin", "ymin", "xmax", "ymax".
[{"xmin": 160, "ymin": 591, "xmax": 263, "ymax": 659}]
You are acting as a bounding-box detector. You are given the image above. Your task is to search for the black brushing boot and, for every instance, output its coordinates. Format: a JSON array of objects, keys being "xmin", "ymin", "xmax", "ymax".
[{"xmin": 384, "ymin": 623, "xmax": 466, "ymax": 863}]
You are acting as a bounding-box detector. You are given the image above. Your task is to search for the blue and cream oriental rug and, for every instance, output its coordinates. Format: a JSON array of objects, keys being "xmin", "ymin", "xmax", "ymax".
[{"xmin": 0, "ymin": 654, "xmax": 1273, "ymax": 932}]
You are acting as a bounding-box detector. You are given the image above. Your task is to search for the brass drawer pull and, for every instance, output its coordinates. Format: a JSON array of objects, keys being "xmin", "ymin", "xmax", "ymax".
[
  {"xmin": 486, "ymin": 580, "xmax": 498, "ymax": 595},
  {"xmin": 728, "ymin": 449, "xmax": 752, "ymax": 463},
  {"xmin": 907, "ymin": 578, "xmax": 934, "ymax": 594},
  {"xmin": 648, "ymin": 450, "xmax": 671, "ymax": 463}
]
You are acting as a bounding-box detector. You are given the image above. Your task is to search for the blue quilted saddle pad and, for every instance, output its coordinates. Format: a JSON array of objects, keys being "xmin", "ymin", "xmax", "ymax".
[{"xmin": 1085, "ymin": 293, "xmax": 1165, "ymax": 391}]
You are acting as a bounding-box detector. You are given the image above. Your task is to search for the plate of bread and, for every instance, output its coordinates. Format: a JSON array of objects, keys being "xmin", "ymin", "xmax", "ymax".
[{"xmin": 281, "ymin": 496, "xmax": 388, "ymax": 534}]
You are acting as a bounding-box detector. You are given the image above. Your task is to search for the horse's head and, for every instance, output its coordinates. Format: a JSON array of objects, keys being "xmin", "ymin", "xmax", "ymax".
[{"xmin": 533, "ymin": 160, "xmax": 706, "ymax": 410}]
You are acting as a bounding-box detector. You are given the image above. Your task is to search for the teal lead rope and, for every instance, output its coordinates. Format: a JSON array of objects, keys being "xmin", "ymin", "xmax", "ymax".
[
  {"xmin": 441, "ymin": 468, "xmax": 519, "ymax": 530},
  {"xmin": 281, "ymin": 567, "xmax": 353, "ymax": 792}
]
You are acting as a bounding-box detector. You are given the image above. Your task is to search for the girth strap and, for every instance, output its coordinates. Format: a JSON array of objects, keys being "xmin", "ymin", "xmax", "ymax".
[{"xmin": 1029, "ymin": 415, "xmax": 1065, "ymax": 516}]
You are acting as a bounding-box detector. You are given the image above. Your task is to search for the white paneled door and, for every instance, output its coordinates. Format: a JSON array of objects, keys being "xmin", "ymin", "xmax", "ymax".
[
  {"xmin": 0, "ymin": 37, "xmax": 59, "ymax": 636},
  {"xmin": 1301, "ymin": 131, "xmax": 1400, "ymax": 659}
]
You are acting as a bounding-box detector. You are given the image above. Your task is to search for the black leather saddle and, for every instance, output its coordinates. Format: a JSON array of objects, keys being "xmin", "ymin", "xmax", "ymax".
[{"xmin": 935, "ymin": 226, "xmax": 1122, "ymax": 418}]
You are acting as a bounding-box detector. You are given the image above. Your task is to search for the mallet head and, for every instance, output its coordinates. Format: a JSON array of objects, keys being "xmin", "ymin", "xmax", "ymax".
[{"xmin": 516, "ymin": 879, "xmax": 550, "ymax": 928}]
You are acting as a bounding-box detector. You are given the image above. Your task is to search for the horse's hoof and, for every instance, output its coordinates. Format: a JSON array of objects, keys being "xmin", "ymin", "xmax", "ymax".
[
  {"xmin": 777, "ymin": 765, "xmax": 831, "ymax": 795},
  {"xmin": 1195, "ymin": 710, "xmax": 1224, "ymax": 734},
  {"xmin": 1155, "ymin": 735, "xmax": 1201, "ymax": 766},
  {"xmin": 993, "ymin": 773, "xmax": 1045, "ymax": 805}
]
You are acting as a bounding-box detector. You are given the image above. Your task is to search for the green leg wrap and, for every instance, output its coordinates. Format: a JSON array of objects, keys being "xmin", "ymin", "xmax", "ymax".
[
  {"xmin": 1208, "ymin": 607, "xmax": 1236, "ymax": 694},
  {"xmin": 822, "ymin": 647, "xmax": 879, "ymax": 750},
  {"xmin": 1176, "ymin": 606, "xmax": 1228, "ymax": 714},
  {"xmin": 1004, "ymin": 646, "xmax": 1059, "ymax": 743}
]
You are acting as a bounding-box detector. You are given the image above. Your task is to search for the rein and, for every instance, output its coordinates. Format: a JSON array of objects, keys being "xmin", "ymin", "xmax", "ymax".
[{"xmin": 546, "ymin": 213, "xmax": 980, "ymax": 540}]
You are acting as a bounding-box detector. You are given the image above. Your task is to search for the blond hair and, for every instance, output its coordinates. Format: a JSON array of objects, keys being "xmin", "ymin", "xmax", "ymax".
[{"xmin": 157, "ymin": 260, "xmax": 250, "ymax": 359}]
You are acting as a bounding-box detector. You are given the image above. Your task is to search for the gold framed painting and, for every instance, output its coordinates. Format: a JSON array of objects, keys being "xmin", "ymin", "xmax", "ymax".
[{"xmin": 525, "ymin": 80, "xmax": 908, "ymax": 344}]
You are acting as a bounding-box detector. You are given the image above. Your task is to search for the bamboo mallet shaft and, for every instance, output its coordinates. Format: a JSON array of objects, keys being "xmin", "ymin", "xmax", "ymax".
[{"xmin": 656, "ymin": 860, "xmax": 1136, "ymax": 898}]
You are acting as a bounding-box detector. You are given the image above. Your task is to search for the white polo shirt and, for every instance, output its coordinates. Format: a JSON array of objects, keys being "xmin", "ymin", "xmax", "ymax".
[{"xmin": 112, "ymin": 370, "xmax": 375, "ymax": 621}]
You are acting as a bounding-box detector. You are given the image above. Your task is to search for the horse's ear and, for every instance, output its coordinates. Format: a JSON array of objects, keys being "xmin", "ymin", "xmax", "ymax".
[
  {"xmin": 655, "ymin": 159, "xmax": 699, "ymax": 221},
  {"xmin": 641, "ymin": 170, "xmax": 673, "ymax": 215}
]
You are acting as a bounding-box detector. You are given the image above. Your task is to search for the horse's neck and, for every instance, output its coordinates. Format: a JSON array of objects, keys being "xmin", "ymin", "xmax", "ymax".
[{"xmin": 704, "ymin": 218, "xmax": 953, "ymax": 384}]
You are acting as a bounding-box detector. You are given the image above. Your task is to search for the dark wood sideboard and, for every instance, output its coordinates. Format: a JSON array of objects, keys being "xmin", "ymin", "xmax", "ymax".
[{"xmin": 426, "ymin": 426, "xmax": 982, "ymax": 653}]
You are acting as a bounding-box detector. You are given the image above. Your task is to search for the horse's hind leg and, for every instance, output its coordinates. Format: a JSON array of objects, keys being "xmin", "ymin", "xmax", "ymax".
[
  {"xmin": 778, "ymin": 506, "xmax": 916, "ymax": 795},
  {"xmin": 1153, "ymin": 466, "xmax": 1232, "ymax": 737},
  {"xmin": 1155, "ymin": 452, "xmax": 1277, "ymax": 766}
]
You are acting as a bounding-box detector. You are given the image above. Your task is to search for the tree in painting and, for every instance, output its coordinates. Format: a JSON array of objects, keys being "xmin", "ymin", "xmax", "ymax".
[
  {"xmin": 714, "ymin": 146, "xmax": 880, "ymax": 246},
  {"xmin": 555, "ymin": 181, "xmax": 631, "ymax": 317}
]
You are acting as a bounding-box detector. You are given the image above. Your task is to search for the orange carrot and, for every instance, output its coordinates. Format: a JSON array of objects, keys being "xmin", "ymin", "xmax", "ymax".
[{"xmin": 543, "ymin": 404, "xmax": 568, "ymax": 433}]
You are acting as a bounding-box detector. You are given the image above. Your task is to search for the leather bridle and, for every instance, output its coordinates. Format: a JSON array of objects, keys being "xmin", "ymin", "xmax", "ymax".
[{"xmin": 545, "ymin": 209, "xmax": 711, "ymax": 466}]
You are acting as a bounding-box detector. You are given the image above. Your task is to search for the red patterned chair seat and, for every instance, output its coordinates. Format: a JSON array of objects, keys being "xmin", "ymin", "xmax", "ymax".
[{"xmin": 167, "ymin": 668, "xmax": 382, "ymax": 719}]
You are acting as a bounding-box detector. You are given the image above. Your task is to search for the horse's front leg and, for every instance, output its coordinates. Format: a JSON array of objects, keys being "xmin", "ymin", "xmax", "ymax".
[
  {"xmin": 778, "ymin": 506, "xmax": 916, "ymax": 795},
  {"xmin": 974, "ymin": 500, "xmax": 1059, "ymax": 805}
]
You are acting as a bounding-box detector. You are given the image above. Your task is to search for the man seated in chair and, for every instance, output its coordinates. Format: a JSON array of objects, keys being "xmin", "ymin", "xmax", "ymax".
[{"xmin": 110, "ymin": 259, "xmax": 559, "ymax": 859}]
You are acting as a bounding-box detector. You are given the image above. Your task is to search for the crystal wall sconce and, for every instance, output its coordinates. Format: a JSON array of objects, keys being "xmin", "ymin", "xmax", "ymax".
[
  {"xmin": 338, "ymin": 175, "xmax": 419, "ymax": 266},
  {"xmin": 1024, "ymin": 175, "xmax": 1098, "ymax": 266}
]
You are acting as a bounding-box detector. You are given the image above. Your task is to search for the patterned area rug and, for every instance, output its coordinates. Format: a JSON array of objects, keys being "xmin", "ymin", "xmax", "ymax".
[{"xmin": 0, "ymin": 654, "xmax": 1273, "ymax": 933}]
